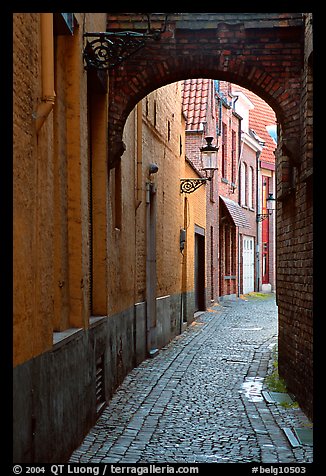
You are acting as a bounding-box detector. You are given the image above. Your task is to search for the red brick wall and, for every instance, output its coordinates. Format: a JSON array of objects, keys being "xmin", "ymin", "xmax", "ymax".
[
  {"xmin": 276, "ymin": 14, "xmax": 313, "ymax": 420},
  {"xmin": 217, "ymin": 99, "xmax": 241, "ymax": 297}
]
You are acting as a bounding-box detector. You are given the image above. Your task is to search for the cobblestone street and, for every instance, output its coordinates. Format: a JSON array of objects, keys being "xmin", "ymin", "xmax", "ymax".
[{"xmin": 69, "ymin": 294, "xmax": 313, "ymax": 465}]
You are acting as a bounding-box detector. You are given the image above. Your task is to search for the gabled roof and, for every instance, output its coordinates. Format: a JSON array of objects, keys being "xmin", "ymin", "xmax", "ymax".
[
  {"xmin": 181, "ymin": 79, "xmax": 211, "ymax": 132},
  {"xmin": 231, "ymin": 84, "xmax": 277, "ymax": 165}
]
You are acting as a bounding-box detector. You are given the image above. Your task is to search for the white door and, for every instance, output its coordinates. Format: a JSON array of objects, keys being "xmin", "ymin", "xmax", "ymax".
[{"xmin": 243, "ymin": 236, "xmax": 255, "ymax": 294}]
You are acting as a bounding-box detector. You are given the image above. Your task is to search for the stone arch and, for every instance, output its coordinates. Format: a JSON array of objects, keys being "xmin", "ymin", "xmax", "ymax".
[{"xmin": 108, "ymin": 54, "xmax": 299, "ymax": 170}]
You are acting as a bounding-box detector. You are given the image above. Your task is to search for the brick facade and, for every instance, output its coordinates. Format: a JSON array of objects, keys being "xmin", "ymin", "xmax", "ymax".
[
  {"xmin": 217, "ymin": 93, "xmax": 242, "ymax": 298},
  {"xmin": 276, "ymin": 14, "xmax": 313, "ymax": 420}
]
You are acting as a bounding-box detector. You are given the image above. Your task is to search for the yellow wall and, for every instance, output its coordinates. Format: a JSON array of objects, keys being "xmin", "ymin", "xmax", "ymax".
[
  {"xmin": 117, "ymin": 83, "xmax": 185, "ymax": 309},
  {"xmin": 182, "ymin": 162, "xmax": 207, "ymax": 294},
  {"xmin": 13, "ymin": 13, "xmax": 108, "ymax": 366},
  {"xmin": 13, "ymin": 17, "xmax": 189, "ymax": 367}
]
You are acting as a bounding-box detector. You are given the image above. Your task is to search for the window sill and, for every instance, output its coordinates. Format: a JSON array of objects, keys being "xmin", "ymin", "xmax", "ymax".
[
  {"xmin": 89, "ymin": 315, "xmax": 107, "ymax": 327},
  {"xmin": 53, "ymin": 327, "xmax": 83, "ymax": 348}
]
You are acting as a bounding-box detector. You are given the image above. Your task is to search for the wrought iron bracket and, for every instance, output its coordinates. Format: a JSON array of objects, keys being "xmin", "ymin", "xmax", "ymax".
[
  {"xmin": 180, "ymin": 178, "xmax": 210, "ymax": 194},
  {"xmin": 256, "ymin": 212, "xmax": 271, "ymax": 222},
  {"xmin": 83, "ymin": 31, "xmax": 151, "ymax": 70},
  {"xmin": 83, "ymin": 14, "xmax": 170, "ymax": 70}
]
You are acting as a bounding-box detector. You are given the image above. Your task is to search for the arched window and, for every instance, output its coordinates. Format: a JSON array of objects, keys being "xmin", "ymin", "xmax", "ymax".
[
  {"xmin": 241, "ymin": 162, "xmax": 247, "ymax": 206},
  {"xmin": 248, "ymin": 166, "xmax": 254, "ymax": 209}
]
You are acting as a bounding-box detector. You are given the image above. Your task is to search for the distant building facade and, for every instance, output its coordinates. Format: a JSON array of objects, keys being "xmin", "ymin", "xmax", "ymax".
[
  {"xmin": 182, "ymin": 79, "xmax": 275, "ymax": 301},
  {"xmin": 232, "ymin": 84, "xmax": 277, "ymax": 293}
]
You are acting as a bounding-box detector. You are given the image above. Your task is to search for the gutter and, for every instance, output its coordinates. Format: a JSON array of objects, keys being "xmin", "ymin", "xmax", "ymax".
[{"xmin": 34, "ymin": 13, "xmax": 56, "ymax": 133}]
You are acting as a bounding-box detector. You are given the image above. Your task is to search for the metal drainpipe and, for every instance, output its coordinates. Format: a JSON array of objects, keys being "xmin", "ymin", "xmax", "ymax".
[
  {"xmin": 133, "ymin": 104, "xmax": 142, "ymax": 365},
  {"xmin": 256, "ymin": 150, "xmax": 262, "ymax": 292},
  {"xmin": 237, "ymin": 115, "xmax": 242, "ymax": 298},
  {"xmin": 34, "ymin": 13, "xmax": 56, "ymax": 133},
  {"xmin": 136, "ymin": 102, "xmax": 143, "ymax": 208},
  {"xmin": 146, "ymin": 180, "xmax": 158, "ymax": 356},
  {"xmin": 238, "ymin": 228, "xmax": 241, "ymax": 297}
]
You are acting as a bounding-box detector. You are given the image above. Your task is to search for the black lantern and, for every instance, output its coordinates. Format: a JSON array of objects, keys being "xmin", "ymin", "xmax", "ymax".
[
  {"xmin": 180, "ymin": 136, "xmax": 219, "ymax": 194},
  {"xmin": 266, "ymin": 193, "xmax": 276, "ymax": 211},
  {"xmin": 256, "ymin": 193, "xmax": 276, "ymax": 222},
  {"xmin": 201, "ymin": 136, "xmax": 219, "ymax": 171}
]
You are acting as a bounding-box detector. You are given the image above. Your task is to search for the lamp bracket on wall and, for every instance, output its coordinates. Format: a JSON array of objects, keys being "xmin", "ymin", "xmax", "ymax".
[
  {"xmin": 256, "ymin": 193, "xmax": 276, "ymax": 222},
  {"xmin": 83, "ymin": 14, "xmax": 170, "ymax": 70},
  {"xmin": 180, "ymin": 178, "xmax": 211, "ymax": 194},
  {"xmin": 83, "ymin": 32, "xmax": 147, "ymax": 70},
  {"xmin": 256, "ymin": 212, "xmax": 272, "ymax": 222}
]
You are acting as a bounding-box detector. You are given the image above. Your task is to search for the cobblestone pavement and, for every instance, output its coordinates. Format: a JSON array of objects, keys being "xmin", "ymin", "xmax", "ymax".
[{"xmin": 69, "ymin": 294, "xmax": 313, "ymax": 464}]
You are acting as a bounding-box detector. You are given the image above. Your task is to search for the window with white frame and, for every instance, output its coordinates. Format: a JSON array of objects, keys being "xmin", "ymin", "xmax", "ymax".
[
  {"xmin": 248, "ymin": 166, "xmax": 254, "ymax": 209},
  {"xmin": 241, "ymin": 161, "xmax": 247, "ymax": 206}
]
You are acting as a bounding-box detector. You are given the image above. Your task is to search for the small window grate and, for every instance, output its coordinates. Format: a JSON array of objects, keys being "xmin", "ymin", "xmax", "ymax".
[{"xmin": 96, "ymin": 354, "xmax": 105, "ymax": 414}]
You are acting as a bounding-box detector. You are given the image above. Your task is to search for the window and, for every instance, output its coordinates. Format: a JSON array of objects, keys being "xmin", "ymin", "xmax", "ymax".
[
  {"xmin": 114, "ymin": 163, "xmax": 122, "ymax": 230},
  {"xmin": 241, "ymin": 162, "xmax": 247, "ymax": 206},
  {"xmin": 221, "ymin": 122, "xmax": 227, "ymax": 178},
  {"xmin": 231, "ymin": 130, "xmax": 236, "ymax": 184},
  {"xmin": 248, "ymin": 166, "xmax": 254, "ymax": 209}
]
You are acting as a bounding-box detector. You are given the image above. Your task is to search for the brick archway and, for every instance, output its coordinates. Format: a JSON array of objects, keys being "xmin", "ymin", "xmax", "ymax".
[
  {"xmin": 103, "ymin": 13, "xmax": 304, "ymax": 172},
  {"xmin": 84, "ymin": 13, "xmax": 313, "ymax": 419}
]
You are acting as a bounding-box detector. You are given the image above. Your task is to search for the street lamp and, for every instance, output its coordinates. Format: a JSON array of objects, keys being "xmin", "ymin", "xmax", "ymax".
[
  {"xmin": 256, "ymin": 193, "xmax": 276, "ymax": 222},
  {"xmin": 180, "ymin": 136, "xmax": 219, "ymax": 194}
]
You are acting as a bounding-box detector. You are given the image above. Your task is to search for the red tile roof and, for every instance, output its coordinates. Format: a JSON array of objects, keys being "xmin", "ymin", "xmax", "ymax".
[
  {"xmin": 181, "ymin": 79, "xmax": 276, "ymax": 165},
  {"xmin": 181, "ymin": 79, "xmax": 211, "ymax": 131}
]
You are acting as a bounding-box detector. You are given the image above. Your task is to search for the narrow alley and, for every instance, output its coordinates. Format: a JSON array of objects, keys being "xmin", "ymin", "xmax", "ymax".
[
  {"xmin": 69, "ymin": 295, "xmax": 312, "ymax": 465},
  {"xmin": 13, "ymin": 13, "xmax": 313, "ymax": 467}
]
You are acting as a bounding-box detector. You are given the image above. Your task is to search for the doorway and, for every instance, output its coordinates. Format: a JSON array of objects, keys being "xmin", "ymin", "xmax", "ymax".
[
  {"xmin": 194, "ymin": 228, "xmax": 206, "ymax": 311},
  {"xmin": 243, "ymin": 235, "xmax": 255, "ymax": 295}
]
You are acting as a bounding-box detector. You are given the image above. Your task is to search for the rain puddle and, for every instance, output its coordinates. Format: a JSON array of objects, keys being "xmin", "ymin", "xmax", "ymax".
[{"xmin": 241, "ymin": 377, "xmax": 264, "ymax": 402}]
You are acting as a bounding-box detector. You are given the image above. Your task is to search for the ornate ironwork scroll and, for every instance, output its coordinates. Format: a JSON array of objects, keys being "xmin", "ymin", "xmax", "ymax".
[
  {"xmin": 180, "ymin": 178, "xmax": 208, "ymax": 194},
  {"xmin": 83, "ymin": 32, "xmax": 147, "ymax": 70}
]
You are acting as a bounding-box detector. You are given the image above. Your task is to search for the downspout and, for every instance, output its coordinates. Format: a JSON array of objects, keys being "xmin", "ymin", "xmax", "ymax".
[
  {"xmin": 146, "ymin": 177, "xmax": 158, "ymax": 357},
  {"xmin": 238, "ymin": 227, "xmax": 241, "ymax": 297},
  {"xmin": 34, "ymin": 13, "xmax": 56, "ymax": 133},
  {"xmin": 256, "ymin": 150, "xmax": 262, "ymax": 292},
  {"xmin": 237, "ymin": 115, "xmax": 242, "ymax": 298},
  {"xmin": 136, "ymin": 102, "xmax": 143, "ymax": 208},
  {"xmin": 133, "ymin": 104, "xmax": 142, "ymax": 365}
]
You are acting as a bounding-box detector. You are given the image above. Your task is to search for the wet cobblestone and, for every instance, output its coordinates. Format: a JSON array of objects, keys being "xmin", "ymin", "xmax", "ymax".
[{"xmin": 69, "ymin": 294, "xmax": 313, "ymax": 464}]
